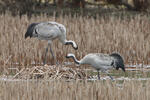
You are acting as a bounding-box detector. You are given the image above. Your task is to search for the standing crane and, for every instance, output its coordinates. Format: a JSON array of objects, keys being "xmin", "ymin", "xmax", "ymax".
[
  {"xmin": 25, "ymin": 21, "xmax": 78, "ymax": 65},
  {"xmin": 66, "ymin": 53, "xmax": 125, "ymax": 80}
]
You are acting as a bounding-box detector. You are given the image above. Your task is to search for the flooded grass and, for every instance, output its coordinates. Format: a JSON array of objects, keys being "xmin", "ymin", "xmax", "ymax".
[
  {"xmin": 86, "ymin": 68, "xmax": 150, "ymax": 80},
  {"xmin": 0, "ymin": 13, "xmax": 150, "ymax": 100},
  {"xmin": 0, "ymin": 13, "xmax": 150, "ymax": 70}
]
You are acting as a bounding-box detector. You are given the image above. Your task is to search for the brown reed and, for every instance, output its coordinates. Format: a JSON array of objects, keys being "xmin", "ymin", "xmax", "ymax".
[
  {"xmin": 0, "ymin": 80, "xmax": 150, "ymax": 100},
  {"xmin": 0, "ymin": 13, "xmax": 150, "ymax": 70}
]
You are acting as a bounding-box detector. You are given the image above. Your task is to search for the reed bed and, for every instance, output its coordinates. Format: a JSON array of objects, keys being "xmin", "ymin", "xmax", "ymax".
[
  {"xmin": 12, "ymin": 65, "xmax": 87, "ymax": 80},
  {"xmin": 0, "ymin": 13, "xmax": 150, "ymax": 71},
  {"xmin": 0, "ymin": 80, "xmax": 150, "ymax": 100}
]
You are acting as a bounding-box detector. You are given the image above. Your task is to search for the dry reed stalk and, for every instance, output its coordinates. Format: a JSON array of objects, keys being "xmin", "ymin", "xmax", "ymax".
[
  {"xmin": 12, "ymin": 65, "xmax": 87, "ymax": 80},
  {"xmin": 0, "ymin": 13, "xmax": 150, "ymax": 71},
  {"xmin": 0, "ymin": 80, "xmax": 150, "ymax": 100}
]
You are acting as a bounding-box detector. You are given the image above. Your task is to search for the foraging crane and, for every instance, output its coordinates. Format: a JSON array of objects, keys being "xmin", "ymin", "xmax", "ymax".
[
  {"xmin": 25, "ymin": 21, "xmax": 78, "ymax": 65},
  {"xmin": 66, "ymin": 53, "xmax": 125, "ymax": 80}
]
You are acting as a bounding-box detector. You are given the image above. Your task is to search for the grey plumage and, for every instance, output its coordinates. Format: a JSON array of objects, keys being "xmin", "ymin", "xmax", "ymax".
[
  {"xmin": 25, "ymin": 21, "xmax": 78, "ymax": 65},
  {"xmin": 66, "ymin": 53, "xmax": 125, "ymax": 80}
]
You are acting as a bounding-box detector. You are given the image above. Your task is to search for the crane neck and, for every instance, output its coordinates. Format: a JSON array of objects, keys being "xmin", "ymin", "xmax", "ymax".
[
  {"xmin": 65, "ymin": 40, "xmax": 78, "ymax": 50},
  {"xmin": 66, "ymin": 54, "xmax": 80, "ymax": 65}
]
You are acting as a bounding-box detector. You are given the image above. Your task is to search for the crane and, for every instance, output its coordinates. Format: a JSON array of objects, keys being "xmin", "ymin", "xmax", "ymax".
[
  {"xmin": 25, "ymin": 21, "xmax": 78, "ymax": 65},
  {"xmin": 66, "ymin": 53, "xmax": 125, "ymax": 80}
]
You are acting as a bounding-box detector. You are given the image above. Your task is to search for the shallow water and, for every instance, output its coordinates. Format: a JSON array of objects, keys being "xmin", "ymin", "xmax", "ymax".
[{"xmin": 2, "ymin": 63, "xmax": 150, "ymax": 82}]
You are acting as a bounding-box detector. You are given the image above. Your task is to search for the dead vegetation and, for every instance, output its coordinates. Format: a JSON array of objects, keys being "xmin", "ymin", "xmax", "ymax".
[
  {"xmin": 0, "ymin": 79, "xmax": 150, "ymax": 100},
  {"xmin": 0, "ymin": 12, "xmax": 150, "ymax": 100},
  {"xmin": 0, "ymin": 13, "xmax": 150, "ymax": 72},
  {"xmin": 11, "ymin": 65, "xmax": 87, "ymax": 80}
]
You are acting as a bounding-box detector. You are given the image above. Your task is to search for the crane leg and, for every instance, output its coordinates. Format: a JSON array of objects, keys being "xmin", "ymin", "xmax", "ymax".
[
  {"xmin": 43, "ymin": 46, "xmax": 49, "ymax": 65},
  {"xmin": 49, "ymin": 44, "xmax": 59, "ymax": 65},
  {"xmin": 97, "ymin": 70, "xmax": 100, "ymax": 80},
  {"xmin": 105, "ymin": 71, "xmax": 114, "ymax": 80},
  {"xmin": 108, "ymin": 74, "xmax": 114, "ymax": 80}
]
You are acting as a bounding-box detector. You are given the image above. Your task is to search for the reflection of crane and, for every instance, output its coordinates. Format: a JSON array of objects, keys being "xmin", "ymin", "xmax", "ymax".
[
  {"xmin": 66, "ymin": 53, "xmax": 125, "ymax": 80},
  {"xmin": 25, "ymin": 21, "xmax": 78, "ymax": 65}
]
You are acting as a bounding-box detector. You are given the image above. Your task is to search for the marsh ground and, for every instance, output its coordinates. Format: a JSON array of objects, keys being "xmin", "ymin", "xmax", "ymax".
[{"xmin": 0, "ymin": 12, "xmax": 150, "ymax": 99}]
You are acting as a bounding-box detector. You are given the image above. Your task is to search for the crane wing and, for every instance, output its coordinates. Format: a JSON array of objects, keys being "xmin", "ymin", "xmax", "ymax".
[
  {"xmin": 35, "ymin": 23, "xmax": 61, "ymax": 39},
  {"xmin": 95, "ymin": 54, "xmax": 113, "ymax": 66}
]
